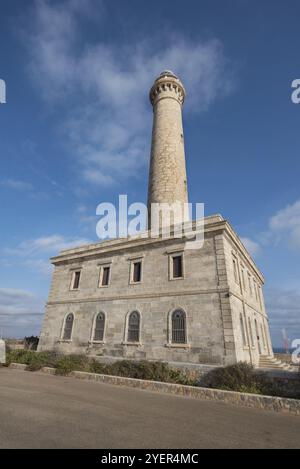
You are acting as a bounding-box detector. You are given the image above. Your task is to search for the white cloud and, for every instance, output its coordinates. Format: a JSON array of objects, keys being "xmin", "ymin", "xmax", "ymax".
[
  {"xmin": 3, "ymin": 234, "xmax": 91, "ymax": 278},
  {"xmin": 5, "ymin": 234, "xmax": 91, "ymax": 257},
  {"xmin": 25, "ymin": 0, "xmax": 234, "ymax": 188},
  {"xmin": 240, "ymin": 199, "xmax": 300, "ymax": 257},
  {"xmin": 0, "ymin": 288, "xmax": 44, "ymax": 338},
  {"xmin": 0, "ymin": 178, "xmax": 33, "ymax": 191},
  {"xmin": 265, "ymin": 287, "xmax": 300, "ymax": 347},
  {"xmin": 268, "ymin": 199, "xmax": 300, "ymax": 250},
  {"xmin": 240, "ymin": 237, "xmax": 261, "ymax": 257},
  {"xmin": 75, "ymin": 204, "xmax": 97, "ymax": 232}
]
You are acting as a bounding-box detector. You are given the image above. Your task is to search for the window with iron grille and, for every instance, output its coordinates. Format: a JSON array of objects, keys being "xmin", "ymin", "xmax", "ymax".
[
  {"xmin": 128, "ymin": 311, "xmax": 140, "ymax": 342},
  {"xmin": 94, "ymin": 312, "xmax": 105, "ymax": 341},
  {"xmin": 133, "ymin": 262, "xmax": 141, "ymax": 283},
  {"xmin": 72, "ymin": 271, "xmax": 81, "ymax": 290},
  {"xmin": 171, "ymin": 309, "xmax": 186, "ymax": 344},
  {"xmin": 63, "ymin": 313, "xmax": 74, "ymax": 340},
  {"xmin": 101, "ymin": 267, "xmax": 110, "ymax": 286},
  {"xmin": 172, "ymin": 255, "xmax": 183, "ymax": 278}
]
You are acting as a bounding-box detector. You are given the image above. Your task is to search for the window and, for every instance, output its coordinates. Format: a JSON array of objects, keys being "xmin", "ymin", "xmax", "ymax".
[
  {"xmin": 63, "ymin": 313, "xmax": 74, "ymax": 340},
  {"xmin": 129, "ymin": 258, "xmax": 143, "ymax": 284},
  {"xmin": 99, "ymin": 266, "xmax": 110, "ymax": 287},
  {"xmin": 233, "ymin": 257, "xmax": 239, "ymax": 284},
  {"xmin": 241, "ymin": 265, "xmax": 246, "ymax": 291},
  {"xmin": 248, "ymin": 272, "xmax": 253, "ymax": 296},
  {"xmin": 127, "ymin": 311, "xmax": 140, "ymax": 342},
  {"xmin": 93, "ymin": 312, "xmax": 105, "ymax": 341},
  {"xmin": 173, "ymin": 255, "xmax": 183, "ymax": 278},
  {"xmin": 71, "ymin": 270, "xmax": 81, "ymax": 290},
  {"xmin": 248, "ymin": 318, "xmax": 254, "ymax": 347},
  {"xmin": 253, "ymin": 280, "xmax": 258, "ymax": 301},
  {"xmin": 240, "ymin": 313, "xmax": 247, "ymax": 346},
  {"xmin": 258, "ymin": 286, "xmax": 263, "ymax": 309},
  {"xmin": 168, "ymin": 251, "xmax": 184, "ymax": 280},
  {"xmin": 171, "ymin": 309, "xmax": 186, "ymax": 344},
  {"xmin": 133, "ymin": 262, "xmax": 141, "ymax": 283}
]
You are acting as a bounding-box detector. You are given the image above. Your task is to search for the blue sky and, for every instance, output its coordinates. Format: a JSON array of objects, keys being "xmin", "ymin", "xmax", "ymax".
[{"xmin": 0, "ymin": 0, "xmax": 299, "ymax": 347}]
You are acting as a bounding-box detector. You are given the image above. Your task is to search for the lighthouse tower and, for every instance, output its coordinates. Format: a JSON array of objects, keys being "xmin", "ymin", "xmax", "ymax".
[{"xmin": 147, "ymin": 71, "xmax": 189, "ymax": 229}]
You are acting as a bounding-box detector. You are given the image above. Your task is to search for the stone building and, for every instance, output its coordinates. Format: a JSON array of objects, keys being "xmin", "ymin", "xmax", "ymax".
[{"xmin": 38, "ymin": 71, "xmax": 274, "ymax": 367}]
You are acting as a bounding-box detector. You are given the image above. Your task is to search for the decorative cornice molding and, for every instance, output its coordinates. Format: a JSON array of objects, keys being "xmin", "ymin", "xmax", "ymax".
[
  {"xmin": 47, "ymin": 286, "xmax": 229, "ymax": 306},
  {"xmin": 49, "ymin": 215, "xmax": 264, "ymax": 284},
  {"xmin": 149, "ymin": 73, "xmax": 186, "ymax": 106}
]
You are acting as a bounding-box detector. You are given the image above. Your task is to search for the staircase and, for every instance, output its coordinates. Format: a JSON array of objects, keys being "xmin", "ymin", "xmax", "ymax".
[{"xmin": 258, "ymin": 355, "xmax": 295, "ymax": 372}]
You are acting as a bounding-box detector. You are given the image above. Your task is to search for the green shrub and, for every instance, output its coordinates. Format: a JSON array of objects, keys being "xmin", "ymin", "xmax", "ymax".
[
  {"xmin": 6, "ymin": 349, "xmax": 35, "ymax": 366},
  {"xmin": 200, "ymin": 362, "xmax": 274, "ymax": 395},
  {"xmin": 200, "ymin": 362, "xmax": 300, "ymax": 398},
  {"xmin": 26, "ymin": 352, "xmax": 59, "ymax": 371},
  {"xmin": 55, "ymin": 354, "xmax": 89, "ymax": 375},
  {"xmin": 89, "ymin": 360, "xmax": 196, "ymax": 385},
  {"xmin": 88, "ymin": 359, "xmax": 106, "ymax": 374},
  {"xmin": 6, "ymin": 350, "xmax": 59, "ymax": 370}
]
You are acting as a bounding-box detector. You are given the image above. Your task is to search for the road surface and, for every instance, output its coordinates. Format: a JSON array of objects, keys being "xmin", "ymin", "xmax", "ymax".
[{"xmin": 0, "ymin": 367, "xmax": 299, "ymax": 448}]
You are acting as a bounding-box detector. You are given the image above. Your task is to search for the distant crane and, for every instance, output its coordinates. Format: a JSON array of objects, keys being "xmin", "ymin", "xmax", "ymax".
[{"xmin": 281, "ymin": 328, "xmax": 290, "ymax": 354}]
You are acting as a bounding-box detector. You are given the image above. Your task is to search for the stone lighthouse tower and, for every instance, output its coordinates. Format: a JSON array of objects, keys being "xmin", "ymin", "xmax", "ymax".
[{"xmin": 147, "ymin": 71, "xmax": 189, "ymax": 229}]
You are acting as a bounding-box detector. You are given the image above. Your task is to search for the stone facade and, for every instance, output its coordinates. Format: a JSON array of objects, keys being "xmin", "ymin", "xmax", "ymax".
[
  {"xmin": 38, "ymin": 71, "xmax": 274, "ymax": 368},
  {"xmin": 38, "ymin": 216, "xmax": 272, "ymax": 367}
]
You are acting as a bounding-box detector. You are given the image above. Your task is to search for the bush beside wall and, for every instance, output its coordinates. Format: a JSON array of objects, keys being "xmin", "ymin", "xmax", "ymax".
[{"xmin": 5, "ymin": 351, "xmax": 300, "ymax": 399}]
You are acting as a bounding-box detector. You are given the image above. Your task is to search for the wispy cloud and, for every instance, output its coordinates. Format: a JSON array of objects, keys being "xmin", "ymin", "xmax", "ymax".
[
  {"xmin": 5, "ymin": 234, "xmax": 91, "ymax": 257},
  {"xmin": 0, "ymin": 288, "xmax": 44, "ymax": 338},
  {"xmin": 76, "ymin": 204, "xmax": 97, "ymax": 232},
  {"xmin": 0, "ymin": 178, "xmax": 33, "ymax": 191},
  {"xmin": 241, "ymin": 198, "xmax": 300, "ymax": 257},
  {"xmin": 3, "ymin": 234, "xmax": 91, "ymax": 276},
  {"xmin": 240, "ymin": 237, "xmax": 261, "ymax": 257},
  {"xmin": 24, "ymin": 0, "xmax": 234, "ymax": 188},
  {"xmin": 268, "ymin": 199, "xmax": 300, "ymax": 250},
  {"xmin": 265, "ymin": 286, "xmax": 300, "ymax": 347}
]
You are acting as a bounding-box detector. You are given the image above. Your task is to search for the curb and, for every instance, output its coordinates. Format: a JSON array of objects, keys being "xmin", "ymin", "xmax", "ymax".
[{"xmin": 8, "ymin": 362, "xmax": 300, "ymax": 416}]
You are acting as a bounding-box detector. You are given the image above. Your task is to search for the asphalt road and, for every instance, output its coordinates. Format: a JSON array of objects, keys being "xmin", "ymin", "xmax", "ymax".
[{"xmin": 0, "ymin": 367, "xmax": 299, "ymax": 449}]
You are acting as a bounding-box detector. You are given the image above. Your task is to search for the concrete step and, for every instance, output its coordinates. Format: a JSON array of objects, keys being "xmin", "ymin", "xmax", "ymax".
[{"xmin": 258, "ymin": 355, "xmax": 294, "ymax": 372}]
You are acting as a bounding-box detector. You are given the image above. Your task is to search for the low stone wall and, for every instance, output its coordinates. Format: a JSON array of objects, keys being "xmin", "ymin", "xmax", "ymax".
[{"xmin": 7, "ymin": 362, "xmax": 300, "ymax": 416}]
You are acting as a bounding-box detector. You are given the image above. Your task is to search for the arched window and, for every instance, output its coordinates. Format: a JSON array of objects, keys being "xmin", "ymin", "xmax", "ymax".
[
  {"xmin": 172, "ymin": 309, "xmax": 186, "ymax": 344},
  {"xmin": 63, "ymin": 313, "xmax": 74, "ymax": 340},
  {"xmin": 93, "ymin": 312, "xmax": 105, "ymax": 341},
  {"xmin": 128, "ymin": 311, "xmax": 140, "ymax": 343}
]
